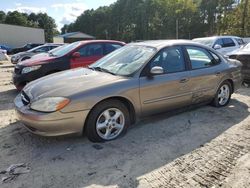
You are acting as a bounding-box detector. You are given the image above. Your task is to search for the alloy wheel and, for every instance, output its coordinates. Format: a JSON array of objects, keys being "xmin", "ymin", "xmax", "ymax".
[
  {"xmin": 96, "ymin": 108, "xmax": 125, "ymax": 140},
  {"xmin": 218, "ymin": 84, "xmax": 230, "ymax": 106}
]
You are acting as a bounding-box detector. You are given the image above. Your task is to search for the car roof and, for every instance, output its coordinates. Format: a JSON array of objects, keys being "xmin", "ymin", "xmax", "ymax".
[
  {"xmin": 128, "ymin": 40, "xmax": 207, "ymax": 50},
  {"xmin": 193, "ymin": 36, "xmax": 242, "ymax": 41},
  {"xmin": 77, "ymin": 40, "xmax": 126, "ymax": 45},
  {"xmin": 43, "ymin": 43, "xmax": 64, "ymax": 46}
]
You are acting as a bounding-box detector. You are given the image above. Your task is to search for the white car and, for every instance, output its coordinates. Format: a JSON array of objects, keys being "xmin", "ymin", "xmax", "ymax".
[
  {"xmin": 0, "ymin": 49, "xmax": 8, "ymax": 61},
  {"xmin": 192, "ymin": 36, "xmax": 245, "ymax": 55}
]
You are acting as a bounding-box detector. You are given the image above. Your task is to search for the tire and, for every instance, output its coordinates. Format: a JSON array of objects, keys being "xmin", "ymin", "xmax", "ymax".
[
  {"xmin": 85, "ymin": 99, "xmax": 130, "ymax": 142},
  {"xmin": 212, "ymin": 80, "xmax": 232, "ymax": 107}
]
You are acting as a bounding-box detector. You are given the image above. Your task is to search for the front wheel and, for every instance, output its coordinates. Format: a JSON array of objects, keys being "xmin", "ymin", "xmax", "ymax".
[
  {"xmin": 212, "ymin": 81, "xmax": 232, "ymax": 107},
  {"xmin": 85, "ymin": 100, "xmax": 130, "ymax": 142}
]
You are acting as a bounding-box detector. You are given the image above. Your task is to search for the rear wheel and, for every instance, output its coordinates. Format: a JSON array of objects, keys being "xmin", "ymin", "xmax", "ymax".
[
  {"xmin": 85, "ymin": 100, "xmax": 130, "ymax": 142},
  {"xmin": 212, "ymin": 81, "xmax": 232, "ymax": 107}
]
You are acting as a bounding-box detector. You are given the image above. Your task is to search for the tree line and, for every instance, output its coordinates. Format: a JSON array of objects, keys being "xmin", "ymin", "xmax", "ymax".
[
  {"xmin": 0, "ymin": 11, "xmax": 58, "ymax": 42},
  {"xmin": 61, "ymin": 0, "xmax": 250, "ymax": 42},
  {"xmin": 0, "ymin": 0, "xmax": 249, "ymax": 43}
]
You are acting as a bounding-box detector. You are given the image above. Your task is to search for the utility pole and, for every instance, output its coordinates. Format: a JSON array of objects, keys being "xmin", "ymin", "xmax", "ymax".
[
  {"xmin": 176, "ymin": 19, "xmax": 179, "ymax": 39},
  {"xmin": 241, "ymin": 0, "xmax": 249, "ymax": 37}
]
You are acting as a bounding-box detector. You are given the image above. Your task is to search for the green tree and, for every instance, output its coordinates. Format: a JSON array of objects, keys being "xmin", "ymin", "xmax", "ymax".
[
  {"xmin": 0, "ymin": 11, "xmax": 6, "ymax": 23},
  {"xmin": 5, "ymin": 11, "xmax": 28, "ymax": 26},
  {"xmin": 60, "ymin": 0, "xmax": 242, "ymax": 42}
]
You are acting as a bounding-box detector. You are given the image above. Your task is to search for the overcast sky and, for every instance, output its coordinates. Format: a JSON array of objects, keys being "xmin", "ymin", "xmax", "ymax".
[{"xmin": 1, "ymin": 0, "xmax": 117, "ymax": 30}]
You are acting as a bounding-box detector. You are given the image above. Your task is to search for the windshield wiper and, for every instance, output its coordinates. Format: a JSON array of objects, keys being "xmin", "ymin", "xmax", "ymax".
[{"xmin": 89, "ymin": 66, "xmax": 116, "ymax": 75}]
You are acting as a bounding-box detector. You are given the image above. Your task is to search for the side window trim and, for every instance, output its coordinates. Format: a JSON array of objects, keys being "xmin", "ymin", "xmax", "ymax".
[{"xmin": 184, "ymin": 45, "xmax": 220, "ymax": 70}]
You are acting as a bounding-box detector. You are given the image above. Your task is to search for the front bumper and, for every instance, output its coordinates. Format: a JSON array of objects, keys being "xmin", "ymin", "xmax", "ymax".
[
  {"xmin": 14, "ymin": 94, "xmax": 89, "ymax": 136},
  {"xmin": 12, "ymin": 69, "xmax": 42, "ymax": 89}
]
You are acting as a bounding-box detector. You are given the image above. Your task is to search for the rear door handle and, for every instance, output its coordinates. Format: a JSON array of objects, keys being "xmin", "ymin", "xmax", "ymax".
[
  {"xmin": 180, "ymin": 78, "xmax": 189, "ymax": 83},
  {"xmin": 215, "ymin": 72, "xmax": 221, "ymax": 76}
]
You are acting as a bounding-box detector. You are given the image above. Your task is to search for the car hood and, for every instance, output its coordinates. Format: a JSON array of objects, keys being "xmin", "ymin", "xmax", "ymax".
[
  {"xmin": 229, "ymin": 48, "xmax": 250, "ymax": 56},
  {"xmin": 14, "ymin": 51, "xmax": 34, "ymax": 57},
  {"xmin": 17, "ymin": 56, "xmax": 56, "ymax": 66},
  {"xmin": 23, "ymin": 68, "xmax": 124, "ymax": 100},
  {"xmin": 13, "ymin": 52, "xmax": 26, "ymax": 57}
]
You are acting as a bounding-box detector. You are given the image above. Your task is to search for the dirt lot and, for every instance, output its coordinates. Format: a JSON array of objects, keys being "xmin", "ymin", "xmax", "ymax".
[{"xmin": 0, "ymin": 61, "xmax": 250, "ymax": 188}]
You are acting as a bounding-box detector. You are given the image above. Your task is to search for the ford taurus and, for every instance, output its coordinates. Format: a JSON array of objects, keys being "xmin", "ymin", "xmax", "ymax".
[{"xmin": 14, "ymin": 40, "xmax": 242, "ymax": 142}]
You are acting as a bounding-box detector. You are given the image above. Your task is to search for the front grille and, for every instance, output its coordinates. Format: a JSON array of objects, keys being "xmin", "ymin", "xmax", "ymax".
[{"xmin": 21, "ymin": 91, "xmax": 30, "ymax": 105}]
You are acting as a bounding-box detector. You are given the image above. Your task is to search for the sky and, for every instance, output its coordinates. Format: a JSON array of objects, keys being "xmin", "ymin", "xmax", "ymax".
[{"xmin": 1, "ymin": 0, "xmax": 117, "ymax": 30}]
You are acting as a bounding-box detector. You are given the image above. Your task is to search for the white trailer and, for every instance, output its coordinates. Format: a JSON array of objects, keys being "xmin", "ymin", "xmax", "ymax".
[{"xmin": 0, "ymin": 23, "xmax": 45, "ymax": 48}]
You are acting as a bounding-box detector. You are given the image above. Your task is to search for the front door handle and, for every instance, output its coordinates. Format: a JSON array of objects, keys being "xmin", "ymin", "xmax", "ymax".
[{"xmin": 180, "ymin": 78, "xmax": 189, "ymax": 83}]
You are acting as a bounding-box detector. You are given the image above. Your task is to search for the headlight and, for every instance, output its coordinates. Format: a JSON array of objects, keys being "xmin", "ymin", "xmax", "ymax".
[
  {"xmin": 21, "ymin": 65, "xmax": 41, "ymax": 74},
  {"xmin": 13, "ymin": 55, "xmax": 20, "ymax": 60},
  {"xmin": 30, "ymin": 97, "xmax": 70, "ymax": 112}
]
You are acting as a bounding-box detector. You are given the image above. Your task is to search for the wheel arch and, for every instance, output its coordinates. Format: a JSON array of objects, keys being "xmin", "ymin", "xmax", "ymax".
[
  {"xmin": 226, "ymin": 79, "xmax": 234, "ymax": 93},
  {"xmin": 216, "ymin": 78, "xmax": 235, "ymax": 94},
  {"xmin": 83, "ymin": 96, "xmax": 136, "ymax": 133}
]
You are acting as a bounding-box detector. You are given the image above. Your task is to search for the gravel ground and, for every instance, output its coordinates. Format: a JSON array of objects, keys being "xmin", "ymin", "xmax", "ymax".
[{"xmin": 0, "ymin": 62, "xmax": 249, "ymax": 188}]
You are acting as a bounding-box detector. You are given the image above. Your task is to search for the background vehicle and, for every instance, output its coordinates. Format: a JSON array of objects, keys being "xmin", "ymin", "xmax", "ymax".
[
  {"xmin": 229, "ymin": 43, "xmax": 250, "ymax": 84},
  {"xmin": 0, "ymin": 48, "xmax": 8, "ymax": 61},
  {"xmin": 193, "ymin": 36, "xmax": 244, "ymax": 55},
  {"xmin": 31, "ymin": 44, "xmax": 67, "ymax": 59},
  {"xmin": 13, "ymin": 40, "xmax": 125, "ymax": 89},
  {"xmin": 0, "ymin": 44, "xmax": 12, "ymax": 54},
  {"xmin": 11, "ymin": 43, "xmax": 43, "ymax": 54},
  {"xmin": 11, "ymin": 43, "xmax": 64, "ymax": 64},
  {"xmin": 14, "ymin": 40, "xmax": 242, "ymax": 142}
]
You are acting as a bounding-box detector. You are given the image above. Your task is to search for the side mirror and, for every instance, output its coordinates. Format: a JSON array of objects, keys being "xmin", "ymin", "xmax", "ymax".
[
  {"xmin": 150, "ymin": 66, "xmax": 164, "ymax": 75},
  {"xmin": 72, "ymin": 52, "xmax": 80, "ymax": 58},
  {"xmin": 214, "ymin": 44, "xmax": 222, "ymax": 50}
]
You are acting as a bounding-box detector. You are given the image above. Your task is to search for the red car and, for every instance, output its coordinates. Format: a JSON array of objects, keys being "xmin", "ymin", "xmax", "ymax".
[{"xmin": 13, "ymin": 40, "xmax": 125, "ymax": 90}]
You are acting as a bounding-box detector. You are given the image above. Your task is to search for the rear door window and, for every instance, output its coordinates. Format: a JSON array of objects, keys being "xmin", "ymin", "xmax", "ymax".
[
  {"xmin": 186, "ymin": 46, "xmax": 217, "ymax": 69},
  {"xmin": 222, "ymin": 38, "xmax": 236, "ymax": 47},
  {"xmin": 235, "ymin": 38, "xmax": 244, "ymax": 45},
  {"xmin": 77, "ymin": 44, "xmax": 104, "ymax": 57},
  {"xmin": 33, "ymin": 46, "xmax": 50, "ymax": 53},
  {"xmin": 104, "ymin": 43, "xmax": 123, "ymax": 55}
]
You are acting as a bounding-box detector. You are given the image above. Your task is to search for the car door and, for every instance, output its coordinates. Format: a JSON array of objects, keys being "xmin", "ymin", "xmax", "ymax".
[
  {"xmin": 139, "ymin": 46, "xmax": 192, "ymax": 116},
  {"xmin": 70, "ymin": 43, "xmax": 104, "ymax": 68},
  {"xmin": 184, "ymin": 46, "xmax": 222, "ymax": 104},
  {"xmin": 220, "ymin": 38, "xmax": 238, "ymax": 54}
]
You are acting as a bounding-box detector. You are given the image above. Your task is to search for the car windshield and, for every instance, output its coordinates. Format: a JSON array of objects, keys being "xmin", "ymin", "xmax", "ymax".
[
  {"xmin": 90, "ymin": 45, "xmax": 156, "ymax": 76},
  {"xmin": 193, "ymin": 38, "xmax": 214, "ymax": 47},
  {"xmin": 52, "ymin": 42, "xmax": 80, "ymax": 57},
  {"xmin": 48, "ymin": 45, "xmax": 66, "ymax": 55}
]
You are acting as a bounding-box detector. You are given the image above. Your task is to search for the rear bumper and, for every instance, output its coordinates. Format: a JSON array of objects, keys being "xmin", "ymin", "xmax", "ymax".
[
  {"xmin": 14, "ymin": 94, "xmax": 89, "ymax": 136},
  {"xmin": 242, "ymin": 69, "xmax": 250, "ymax": 83}
]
